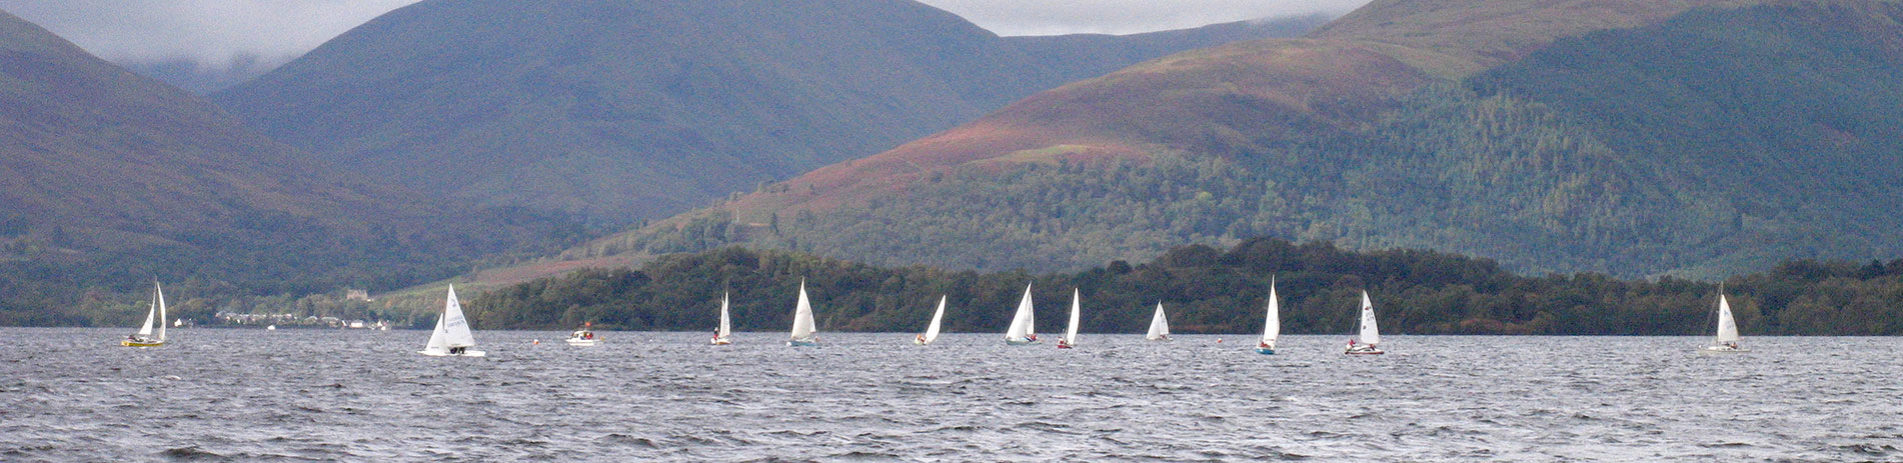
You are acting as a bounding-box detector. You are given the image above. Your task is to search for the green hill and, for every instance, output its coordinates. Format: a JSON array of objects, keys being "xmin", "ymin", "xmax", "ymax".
[
  {"xmin": 557, "ymin": 0, "xmax": 1903, "ymax": 279},
  {"xmin": 0, "ymin": 10, "xmax": 566, "ymax": 325},
  {"xmin": 469, "ymin": 238, "xmax": 1903, "ymax": 336},
  {"xmin": 210, "ymin": 0, "xmax": 1323, "ymax": 223}
]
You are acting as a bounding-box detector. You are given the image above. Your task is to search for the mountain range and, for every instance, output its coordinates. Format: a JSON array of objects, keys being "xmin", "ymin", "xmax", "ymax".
[
  {"xmin": 0, "ymin": 9, "xmax": 568, "ymax": 324},
  {"xmin": 559, "ymin": 0, "xmax": 1903, "ymax": 279},
  {"xmin": 210, "ymin": 0, "xmax": 1326, "ymax": 223},
  {"xmin": 0, "ymin": 1, "xmax": 1328, "ymax": 324}
]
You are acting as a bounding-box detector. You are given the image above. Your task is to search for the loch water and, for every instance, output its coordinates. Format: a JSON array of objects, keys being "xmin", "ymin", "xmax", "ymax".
[{"xmin": 2, "ymin": 328, "xmax": 1901, "ymax": 461}]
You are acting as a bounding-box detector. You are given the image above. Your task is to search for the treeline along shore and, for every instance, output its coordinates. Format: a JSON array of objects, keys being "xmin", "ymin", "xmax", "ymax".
[{"xmin": 470, "ymin": 237, "xmax": 1903, "ymax": 336}]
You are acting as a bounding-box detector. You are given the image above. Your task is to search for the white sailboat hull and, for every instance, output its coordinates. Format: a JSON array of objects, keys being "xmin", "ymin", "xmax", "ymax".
[
  {"xmin": 1699, "ymin": 345, "xmax": 1749, "ymax": 354},
  {"xmin": 565, "ymin": 339, "xmax": 598, "ymax": 346},
  {"xmin": 418, "ymin": 349, "xmax": 486, "ymax": 357},
  {"xmin": 711, "ymin": 336, "xmax": 732, "ymax": 345}
]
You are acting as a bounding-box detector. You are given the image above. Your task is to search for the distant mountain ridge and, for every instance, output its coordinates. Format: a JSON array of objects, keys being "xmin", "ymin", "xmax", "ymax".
[
  {"xmin": 553, "ymin": 0, "xmax": 1903, "ymax": 279},
  {"xmin": 210, "ymin": 0, "xmax": 1326, "ymax": 223},
  {"xmin": 0, "ymin": 9, "xmax": 559, "ymax": 324}
]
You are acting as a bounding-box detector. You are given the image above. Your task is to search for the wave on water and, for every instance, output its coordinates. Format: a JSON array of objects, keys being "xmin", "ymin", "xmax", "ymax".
[{"xmin": 4, "ymin": 330, "xmax": 1902, "ymax": 462}]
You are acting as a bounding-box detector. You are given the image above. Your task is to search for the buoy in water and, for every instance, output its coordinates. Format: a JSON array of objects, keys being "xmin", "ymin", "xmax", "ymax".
[{"xmin": 532, "ymin": 339, "xmax": 540, "ymax": 345}]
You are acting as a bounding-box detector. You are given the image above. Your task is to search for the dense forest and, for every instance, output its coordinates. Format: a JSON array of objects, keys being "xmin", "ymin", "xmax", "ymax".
[
  {"xmin": 585, "ymin": 2, "xmax": 1903, "ymax": 280},
  {"xmin": 595, "ymin": 84, "xmax": 1721, "ymax": 277},
  {"xmin": 471, "ymin": 237, "xmax": 1903, "ymax": 336}
]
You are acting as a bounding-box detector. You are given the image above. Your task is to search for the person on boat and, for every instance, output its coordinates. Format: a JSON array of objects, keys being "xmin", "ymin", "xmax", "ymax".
[{"xmin": 449, "ymin": 346, "xmax": 464, "ymax": 355}]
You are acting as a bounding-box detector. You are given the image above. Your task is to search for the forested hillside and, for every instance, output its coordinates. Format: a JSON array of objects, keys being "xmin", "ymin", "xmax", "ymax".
[
  {"xmin": 560, "ymin": 1, "xmax": 1903, "ymax": 279},
  {"xmin": 471, "ymin": 238, "xmax": 1903, "ymax": 336},
  {"xmin": 211, "ymin": 0, "xmax": 1322, "ymax": 223}
]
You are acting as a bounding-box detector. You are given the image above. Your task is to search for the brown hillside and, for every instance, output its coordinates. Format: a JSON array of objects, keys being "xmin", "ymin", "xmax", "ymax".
[{"xmin": 543, "ymin": 0, "xmax": 1763, "ymax": 271}]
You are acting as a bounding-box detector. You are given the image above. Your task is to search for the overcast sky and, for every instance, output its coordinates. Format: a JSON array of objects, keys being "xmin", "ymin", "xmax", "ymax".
[{"xmin": 0, "ymin": 0, "xmax": 1368, "ymax": 71}]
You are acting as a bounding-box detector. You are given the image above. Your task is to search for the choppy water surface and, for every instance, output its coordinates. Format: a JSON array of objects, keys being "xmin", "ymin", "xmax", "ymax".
[{"xmin": 2, "ymin": 329, "xmax": 1901, "ymax": 461}]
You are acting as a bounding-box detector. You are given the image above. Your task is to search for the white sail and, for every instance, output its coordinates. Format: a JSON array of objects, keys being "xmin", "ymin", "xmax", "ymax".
[
  {"xmin": 424, "ymin": 309, "xmax": 449, "ymax": 353},
  {"xmin": 921, "ymin": 295, "xmax": 946, "ymax": 344},
  {"xmin": 1146, "ymin": 302, "xmax": 1170, "ymax": 340},
  {"xmin": 1004, "ymin": 284, "xmax": 1035, "ymax": 343},
  {"xmin": 1261, "ymin": 280, "xmax": 1279, "ymax": 347},
  {"xmin": 1358, "ymin": 291, "xmax": 1380, "ymax": 346},
  {"xmin": 1715, "ymin": 294, "xmax": 1739, "ymax": 343},
  {"xmin": 1062, "ymin": 289, "xmax": 1081, "ymax": 345},
  {"xmin": 790, "ymin": 281, "xmax": 817, "ymax": 342},
  {"xmin": 442, "ymin": 285, "xmax": 476, "ymax": 347},
  {"xmin": 718, "ymin": 292, "xmax": 733, "ymax": 339},
  {"xmin": 136, "ymin": 284, "xmax": 158, "ymax": 337},
  {"xmin": 154, "ymin": 281, "xmax": 167, "ymax": 342}
]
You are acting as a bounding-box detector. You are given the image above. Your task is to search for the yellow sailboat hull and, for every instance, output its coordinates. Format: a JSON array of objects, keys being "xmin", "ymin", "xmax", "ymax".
[{"xmin": 121, "ymin": 340, "xmax": 164, "ymax": 347}]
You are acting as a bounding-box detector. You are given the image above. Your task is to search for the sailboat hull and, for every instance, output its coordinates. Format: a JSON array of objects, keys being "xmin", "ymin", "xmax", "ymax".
[
  {"xmin": 787, "ymin": 339, "xmax": 818, "ymax": 347},
  {"xmin": 121, "ymin": 340, "xmax": 164, "ymax": 347},
  {"xmin": 1056, "ymin": 339, "xmax": 1072, "ymax": 349},
  {"xmin": 1005, "ymin": 338, "xmax": 1039, "ymax": 346},
  {"xmin": 418, "ymin": 349, "xmax": 486, "ymax": 357},
  {"xmin": 1344, "ymin": 347, "xmax": 1384, "ymax": 355},
  {"xmin": 1254, "ymin": 347, "xmax": 1275, "ymax": 355},
  {"xmin": 1698, "ymin": 346, "xmax": 1749, "ymax": 354},
  {"xmin": 565, "ymin": 339, "xmax": 599, "ymax": 346},
  {"xmin": 711, "ymin": 337, "xmax": 732, "ymax": 345}
]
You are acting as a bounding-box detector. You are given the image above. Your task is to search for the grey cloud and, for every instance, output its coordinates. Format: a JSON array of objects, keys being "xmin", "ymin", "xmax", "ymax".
[
  {"xmin": 0, "ymin": 0, "xmax": 421, "ymax": 70},
  {"xmin": 916, "ymin": 0, "xmax": 1369, "ymax": 36},
  {"xmin": 0, "ymin": 0, "xmax": 1366, "ymax": 72}
]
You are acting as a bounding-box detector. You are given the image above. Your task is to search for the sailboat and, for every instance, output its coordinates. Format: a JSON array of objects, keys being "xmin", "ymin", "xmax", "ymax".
[
  {"xmin": 565, "ymin": 321, "xmax": 599, "ymax": 346},
  {"xmin": 788, "ymin": 280, "xmax": 818, "ymax": 346},
  {"xmin": 1256, "ymin": 278, "xmax": 1280, "ymax": 355},
  {"xmin": 1057, "ymin": 289, "xmax": 1081, "ymax": 349},
  {"xmin": 419, "ymin": 285, "xmax": 484, "ymax": 357},
  {"xmin": 121, "ymin": 281, "xmax": 168, "ymax": 347},
  {"xmin": 1701, "ymin": 290, "xmax": 1747, "ymax": 354},
  {"xmin": 1004, "ymin": 284, "xmax": 1038, "ymax": 345},
  {"xmin": 1145, "ymin": 302, "xmax": 1171, "ymax": 341},
  {"xmin": 1345, "ymin": 290, "xmax": 1383, "ymax": 355},
  {"xmin": 712, "ymin": 291, "xmax": 734, "ymax": 345},
  {"xmin": 914, "ymin": 295, "xmax": 946, "ymax": 345}
]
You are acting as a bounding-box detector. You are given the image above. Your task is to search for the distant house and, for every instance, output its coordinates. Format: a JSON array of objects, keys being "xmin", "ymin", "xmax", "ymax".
[{"xmin": 345, "ymin": 289, "xmax": 373, "ymax": 301}]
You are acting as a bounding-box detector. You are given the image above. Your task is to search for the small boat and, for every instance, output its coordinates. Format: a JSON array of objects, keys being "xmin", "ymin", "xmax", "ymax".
[
  {"xmin": 1004, "ymin": 284, "xmax": 1038, "ymax": 345},
  {"xmin": 788, "ymin": 280, "xmax": 818, "ymax": 346},
  {"xmin": 1345, "ymin": 291, "xmax": 1384, "ymax": 355},
  {"xmin": 1144, "ymin": 302, "xmax": 1171, "ymax": 341},
  {"xmin": 419, "ymin": 285, "xmax": 485, "ymax": 357},
  {"xmin": 1256, "ymin": 277, "xmax": 1280, "ymax": 355},
  {"xmin": 914, "ymin": 295, "xmax": 946, "ymax": 345},
  {"xmin": 566, "ymin": 322, "xmax": 600, "ymax": 346},
  {"xmin": 1700, "ymin": 289, "xmax": 1748, "ymax": 354},
  {"xmin": 1056, "ymin": 289, "xmax": 1081, "ymax": 349},
  {"xmin": 712, "ymin": 291, "xmax": 734, "ymax": 345},
  {"xmin": 265, "ymin": 325, "xmax": 276, "ymax": 331},
  {"xmin": 121, "ymin": 281, "xmax": 168, "ymax": 347}
]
